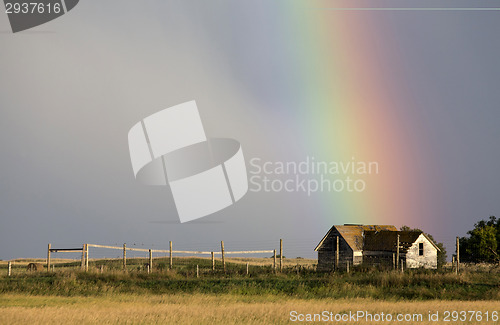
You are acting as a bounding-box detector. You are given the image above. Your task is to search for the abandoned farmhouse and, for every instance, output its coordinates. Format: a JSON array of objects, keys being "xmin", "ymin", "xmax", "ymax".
[{"xmin": 315, "ymin": 224, "xmax": 440, "ymax": 270}]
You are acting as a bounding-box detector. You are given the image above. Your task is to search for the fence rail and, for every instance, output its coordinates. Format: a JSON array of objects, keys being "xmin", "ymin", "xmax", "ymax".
[
  {"xmin": 87, "ymin": 244, "xmax": 273, "ymax": 255},
  {"xmin": 42, "ymin": 240, "xmax": 283, "ymax": 273}
]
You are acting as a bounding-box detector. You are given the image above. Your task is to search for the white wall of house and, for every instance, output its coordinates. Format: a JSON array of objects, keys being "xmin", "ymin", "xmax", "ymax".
[
  {"xmin": 353, "ymin": 250, "xmax": 363, "ymax": 265},
  {"xmin": 406, "ymin": 233, "xmax": 438, "ymax": 269}
]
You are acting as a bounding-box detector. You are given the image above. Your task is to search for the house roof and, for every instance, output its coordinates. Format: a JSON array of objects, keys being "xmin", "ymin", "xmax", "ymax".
[
  {"xmin": 314, "ymin": 225, "xmax": 440, "ymax": 252},
  {"xmin": 364, "ymin": 230, "xmax": 420, "ymax": 252},
  {"xmin": 314, "ymin": 224, "xmax": 397, "ymax": 251}
]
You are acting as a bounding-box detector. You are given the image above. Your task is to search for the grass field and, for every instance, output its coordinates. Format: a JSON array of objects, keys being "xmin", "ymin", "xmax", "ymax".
[
  {"xmin": 1, "ymin": 294, "xmax": 499, "ymax": 324},
  {"xmin": 0, "ymin": 256, "xmax": 317, "ymax": 271},
  {"xmin": 0, "ymin": 258, "xmax": 499, "ymax": 324}
]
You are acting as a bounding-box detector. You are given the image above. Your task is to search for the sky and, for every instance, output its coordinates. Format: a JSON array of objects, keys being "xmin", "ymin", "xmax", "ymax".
[{"xmin": 0, "ymin": 0, "xmax": 499, "ymax": 260}]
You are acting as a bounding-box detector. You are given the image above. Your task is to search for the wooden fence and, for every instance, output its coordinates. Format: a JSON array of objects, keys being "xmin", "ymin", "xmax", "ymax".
[{"xmin": 44, "ymin": 239, "xmax": 284, "ymax": 273}]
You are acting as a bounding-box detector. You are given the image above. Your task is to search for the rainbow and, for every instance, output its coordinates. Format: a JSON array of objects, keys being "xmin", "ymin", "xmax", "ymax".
[{"xmin": 276, "ymin": 3, "xmax": 434, "ymax": 232}]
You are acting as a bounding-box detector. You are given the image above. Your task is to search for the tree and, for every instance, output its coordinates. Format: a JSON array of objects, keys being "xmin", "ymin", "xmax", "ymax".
[
  {"xmin": 400, "ymin": 226, "xmax": 447, "ymax": 269},
  {"xmin": 460, "ymin": 216, "xmax": 499, "ymax": 263}
]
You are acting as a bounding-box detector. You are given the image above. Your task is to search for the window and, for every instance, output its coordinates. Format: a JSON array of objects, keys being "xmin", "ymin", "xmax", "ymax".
[{"xmin": 418, "ymin": 243, "xmax": 424, "ymax": 256}]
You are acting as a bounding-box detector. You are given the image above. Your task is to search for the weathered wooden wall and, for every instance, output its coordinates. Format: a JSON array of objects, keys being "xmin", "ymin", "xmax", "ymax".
[
  {"xmin": 362, "ymin": 251, "xmax": 394, "ymax": 268},
  {"xmin": 405, "ymin": 233, "xmax": 438, "ymax": 269},
  {"xmin": 317, "ymin": 230, "xmax": 353, "ymax": 270}
]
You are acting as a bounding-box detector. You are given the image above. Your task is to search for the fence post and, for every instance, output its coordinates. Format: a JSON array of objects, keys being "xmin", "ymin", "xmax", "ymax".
[
  {"xmin": 346, "ymin": 260, "xmax": 349, "ymax": 273},
  {"xmin": 211, "ymin": 252, "xmax": 215, "ymax": 271},
  {"xmin": 280, "ymin": 239, "xmax": 283, "ymax": 272},
  {"xmin": 273, "ymin": 249, "xmax": 276, "ymax": 272},
  {"xmin": 47, "ymin": 243, "xmax": 51, "ymax": 271},
  {"xmin": 396, "ymin": 234, "xmax": 400, "ymax": 270},
  {"xmin": 8, "ymin": 261, "xmax": 11, "ymax": 277},
  {"xmin": 221, "ymin": 241, "xmax": 226, "ymax": 273},
  {"xmin": 149, "ymin": 249, "xmax": 153, "ymax": 273},
  {"xmin": 81, "ymin": 244, "xmax": 85, "ymax": 270},
  {"xmin": 169, "ymin": 241, "xmax": 173, "ymax": 269},
  {"xmin": 246, "ymin": 262, "xmax": 249, "ymax": 275},
  {"xmin": 196, "ymin": 265, "xmax": 199, "ymax": 278},
  {"xmin": 392, "ymin": 253, "xmax": 395, "ymax": 270},
  {"xmin": 85, "ymin": 244, "xmax": 89, "ymax": 271},
  {"xmin": 456, "ymin": 236, "xmax": 460, "ymax": 274},
  {"xmin": 123, "ymin": 243, "xmax": 127, "ymax": 271},
  {"xmin": 336, "ymin": 236, "xmax": 339, "ymax": 270}
]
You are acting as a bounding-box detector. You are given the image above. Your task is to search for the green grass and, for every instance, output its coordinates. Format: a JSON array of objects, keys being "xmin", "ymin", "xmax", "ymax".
[{"xmin": 1, "ymin": 258, "xmax": 499, "ymax": 301}]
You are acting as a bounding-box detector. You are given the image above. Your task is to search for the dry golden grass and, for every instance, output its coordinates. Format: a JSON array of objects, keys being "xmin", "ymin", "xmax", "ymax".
[
  {"xmin": 0, "ymin": 294, "xmax": 498, "ymax": 324},
  {"xmin": 224, "ymin": 257, "xmax": 316, "ymax": 267}
]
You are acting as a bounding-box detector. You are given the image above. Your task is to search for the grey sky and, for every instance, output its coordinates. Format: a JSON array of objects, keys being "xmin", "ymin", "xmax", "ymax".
[{"xmin": 0, "ymin": 1, "xmax": 499, "ymax": 260}]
